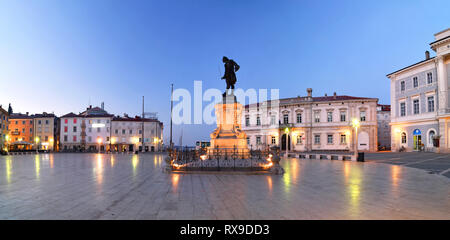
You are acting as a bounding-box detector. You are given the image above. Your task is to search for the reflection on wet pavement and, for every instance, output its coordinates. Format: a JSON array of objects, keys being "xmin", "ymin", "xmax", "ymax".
[{"xmin": 0, "ymin": 153, "xmax": 448, "ymax": 219}]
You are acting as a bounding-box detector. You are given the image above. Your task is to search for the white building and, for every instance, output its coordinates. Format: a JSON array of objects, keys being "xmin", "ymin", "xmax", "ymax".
[
  {"xmin": 111, "ymin": 115, "xmax": 163, "ymax": 152},
  {"xmin": 387, "ymin": 28, "xmax": 450, "ymax": 152},
  {"xmin": 60, "ymin": 112, "xmax": 82, "ymax": 151},
  {"xmin": 79, "ymin": 106, "xmax": 113, "ymax": 152},
  {"xmin": 242, "ymin": 88, "xmax": 379, "ymax": 152}
]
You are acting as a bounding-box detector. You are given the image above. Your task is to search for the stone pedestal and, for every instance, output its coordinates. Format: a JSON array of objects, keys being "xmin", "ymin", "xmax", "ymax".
[{"xmin": 208, "ymin": 95, "xmax": 249, "ymax": 157}]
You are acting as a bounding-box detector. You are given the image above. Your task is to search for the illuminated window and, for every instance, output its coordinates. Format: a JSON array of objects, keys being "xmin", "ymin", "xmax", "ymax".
[
  {"xmin": 297, "ymin": 135, "xmax": 303, "ymax": 144},
  {"xmin": 73, "ymin": 118, "xmax": 77, "ymax": 124},
  {"xmin": 401, "ymin": 132, "xmax": 406, "ymax": 144},
  {"xmin": 340, "ymin": 134, "xmax": 347, "ymax": 144},
  {"xmin": 64, "ymin": 119, "xmax": 68, "ymax": 124}
]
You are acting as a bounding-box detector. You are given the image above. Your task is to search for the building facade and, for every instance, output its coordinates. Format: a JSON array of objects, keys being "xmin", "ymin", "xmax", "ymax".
[
  {"xmin": 8, "ymin": 113, "xmax": 34, "ymax": 150},
  {"xmin": 377, "ymin": 104, "xmax": 391, "ymax": 150},
  {"xmin": 0, "ymin": 106, "xmax": 9, "ymax": 152},
  {"xmin": 242, "ymin": 88, "xmax": 379, "ymax": 152},
  {"xmin": 387, "ymin": 28, "xmax": 450, "ymax": 152},
  {"xmin": 79, "ymin": 106, "xmax": 113, "ymax": 152},
  {"xmin": 33, "ymin": 112, "xmax": 58, "ymax": 151},
  {"xmin": 111, "ymin": 115, "xmax": 163, "ymax": 152},
  {"xmin": 60, "ymin": 112, "xmax": 82, "ymax": 151}
]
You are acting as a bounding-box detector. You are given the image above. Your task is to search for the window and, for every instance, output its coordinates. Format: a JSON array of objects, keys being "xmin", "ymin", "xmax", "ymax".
[
  {"xmin": 246, "ymin": 137, "xmax": 250, "ymax": 145},
  {"xmin": 413, "ymin": 77, "xmax": 418, "ymax": 88},
  {"xmin": 88, "ymin": 127, "xmax": 92, "ymax": 133},
  {"xmin": 360, "ymin": 111, "xmax": 366, "ymax": 121},
  {"xmin": 283, "ymin": 114, "xmax": 289, "ymax": 124},
  {"xmin": 38, "ymin": 120, "xmax": 42, "ymax": 124},
  {"xmin": 401, "ymin": 132, "xmax": 406, "ymax": 144},
  {"xmin": 270, "ymin": 115, "xmax": 276, "ymax": 125},
  {"xmin": 64, "ymin": 119, "xmax": 68, "ymax": 124},
  {"xmin": 64, "ymin": 135, "xmax": 68, "ymax": 142},
  {"xmin": 413, "ymin": 99, "xmax": 420, "ymax": 114},
  {"xmin": 88, "ymin": 136, "xmax": 92, "ymax": 142},
  {"xmin": 297, "ymin": 135, "xmax": 303, "ymax": 144},
  {"xmin": 314, "ymin": 135, "xmax": 320, "ymax": 144},
  {"xmin": 73, "ymin": 126, "xmax": 77, "ymax": 132},
  {"xmin": 327, "ymin": 112, "xmax": 333, "ymax": 122},
  {"xmin": 106, "ymin": 137, "xmax": 110, "ymax": 142},
  {"xmin": 400, "ymin": 102, "xmax": 406, "ymax": 116},
  {"xmin": 340, "ymin": 134, "xmax": 347, "ymax": 144},
  {"xmin": 73, "ymin": 136, "xmax": 77, "ymax": 142},
  {"xmin": 400, "ymin": 81, "xmax": 405, "ymax": 91},
  {"xmin": 129, "ymin": 130, "xmax": 133, "ymax": 134},
  {"xmin": 256, "ymin": 136, "xmax": 261, "ymax": 144},
  {"xmin": 30, "ymin": 128, "xmax": 32, "ymax": 133},
  {"xmin": 122, "ymin": 129, "xmax": 125, "ymax": 134},
  {"xmin": 64, "ymin": 126, "xmax": 68, "ymax": 133},
  {"xmin": 256, "ymin": 116, "xmax": 261, "ymax": 126},
  {"xmin": 97, "ymin": 128, "xmax": 100, "ymax": 133},
  {"xmin": 45, "ymin": 120, "xmax": 49, "ymax": 125},
  {"xmin": 296, "ymin": 113, "xmax": 302, "ymax": 123},
  {"xmin": 44, "ymin": 136, "xmax": 48, "ymax": 141},
  {"xmin": 314, "ymin": 112, "xmax": 320, "ymax": 123},
  {"xmin": 73, "ymin": 118, "xmax": 77, "ymax": 124},
  {"xmin": 271, "ymin": 136, "xmax": 276, "ymax": 144},
  {"xmin": 22, "ymin": 121, "xmax": 25, "ymax": 124},
  {"xmin": 139, "ymin": 129, "xmax": 142, "ymax": 134},
  {"xmin": 245, "ymin": 116, "xmax": 250, "ymax": 126},
  {"xmin": 428, "ymin": 96, "xmax": 434, "ymax": 112},
  {"xmin": 115, "ymin": 129, "xmax": 118, "ymax": 134},
  {"xmin": 340, "ymin": 112, "xmax": 346, "ymax": 122},
  {"xmin": 97, "ymin": 119, "xmax": 100, "ymax": 123},
  {"xmin": 327, "ymin": 134, "xmax": 333, "ymax": 144},
  {"xmin": 427, "ymin": 72, "xmax": 433, "ymax": 84}
]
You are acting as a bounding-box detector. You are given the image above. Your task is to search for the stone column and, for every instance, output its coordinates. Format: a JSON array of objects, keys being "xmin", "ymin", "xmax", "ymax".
[{"xmin": 437, "ymin": 56, "xmax": 448, "ymax": 113}]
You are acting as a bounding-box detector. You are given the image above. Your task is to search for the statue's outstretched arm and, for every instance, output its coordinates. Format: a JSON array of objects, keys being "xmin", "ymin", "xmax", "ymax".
[{"xmin": 234, "ymin": 62, "xmax": 240, "ymax": 72}]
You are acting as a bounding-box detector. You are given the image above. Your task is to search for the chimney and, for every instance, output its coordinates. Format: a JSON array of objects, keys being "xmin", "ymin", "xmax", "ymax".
[
  {"xmin": 89, "ymin": 105, "xmax": 92, "ymax": 109},
  {"xmin": 425, "ymin": 51, "xmax": 430, "ymax": 60},
  {"xmin": 324, "ymin": 93, "xmax": 327, "ymax": 96},
  {"xmin": 26, "ymin": 112, "xmax": 29, "ymax": 116},
  {"xmin": 333, "ymin": 92, "xmax": 337, "ymax": 99},
  {"xmin": 307, "ymin": 88, "xmax": 312, "ymax": 97},
  {"xmin": 101, "ymin": 102, "xmax": 104, "ymax": 110}
]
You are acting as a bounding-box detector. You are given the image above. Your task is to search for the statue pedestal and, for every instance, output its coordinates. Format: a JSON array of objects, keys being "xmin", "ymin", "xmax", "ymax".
[{"xmin": 208, "ymin": 95, "xmax": 249, "ymax": 157}]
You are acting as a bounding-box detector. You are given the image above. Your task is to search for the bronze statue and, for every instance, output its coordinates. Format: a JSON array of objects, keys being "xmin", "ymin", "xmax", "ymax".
[{"xmin": 221, "ymin": 56, "xmax": 240, "ymax": 96}]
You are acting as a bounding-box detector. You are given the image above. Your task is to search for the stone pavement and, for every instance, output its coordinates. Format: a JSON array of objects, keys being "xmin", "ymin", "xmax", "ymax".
[
  {"xmin": 0, "ymin": 153, "xmax": 448, "ymax": 219},
  {"xmin": 365, "ymin": 152, "xmax": 450, "ymax": 178}
]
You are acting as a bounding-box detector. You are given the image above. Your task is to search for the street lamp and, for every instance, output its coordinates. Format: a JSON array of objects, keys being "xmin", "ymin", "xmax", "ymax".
[
  {"xmin": 351, "ymin": 118, "xmax": 360, "ymax": 159},
  {"xmin": 35, "ymin": 137, "xmax": 40, "ymax": 154},
  {"xmin": 97, "ymin": 137, "xmax": 102, "ymax": 153},
  {"xmin": 5, "ymin": 134, "xmax": 10, "ymax": 152},
  {"xmin": 284, "ymin": 127, "xmax": 290, "ymax": 157}
]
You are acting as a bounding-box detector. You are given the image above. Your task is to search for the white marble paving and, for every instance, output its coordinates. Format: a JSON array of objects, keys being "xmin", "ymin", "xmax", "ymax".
[{"xmin": 0, "ymin": 153, "xmax": 448, "ymax": 219}]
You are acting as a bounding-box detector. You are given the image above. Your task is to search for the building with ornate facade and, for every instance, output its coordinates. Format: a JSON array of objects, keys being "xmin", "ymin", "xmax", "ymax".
[
  {"xmin": 242, "ymin": 88, "xmax": 379, "ymax": 152},
  {"xmin": 387, "ymin": 28, "xmax": 450, "ymax": 152}
]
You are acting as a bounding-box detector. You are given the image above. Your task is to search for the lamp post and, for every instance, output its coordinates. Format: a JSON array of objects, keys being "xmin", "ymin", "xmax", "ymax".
[
  {"xmin": 97, "ymin": 137, "xmax": 102, "ymax": 153},
  {"xmin": 35, "ymin": 137, "xmax": 40, "ymax": 154},
  {"xmin": 5, "ymin": 134, "xmax": 10, "ymax": 153},
  {"xmin": 284, "ymin": 127, "xmax": 290, "ymax": 157},
  {"xmin": 49, "ymin": 138, "xmax": 54, "ymax": 152},
  {"xmin": 351, "ymin": 118, "xmax": 360, "ymax": 159}
]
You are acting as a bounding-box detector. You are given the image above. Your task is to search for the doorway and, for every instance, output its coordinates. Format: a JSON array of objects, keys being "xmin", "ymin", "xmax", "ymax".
[{"xmin": 281, "ymin": 134, "xmax": 291, "ymax": 151}]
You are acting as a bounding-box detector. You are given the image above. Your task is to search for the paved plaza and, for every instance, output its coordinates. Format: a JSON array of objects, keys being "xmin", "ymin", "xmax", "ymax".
[
  {"xmin": 365, "ymin": 152, "xmax": 450, "ymax": 178},
  {"xmin": 0, "ymin": 153, "xmax": 449, "ymax": 220}
]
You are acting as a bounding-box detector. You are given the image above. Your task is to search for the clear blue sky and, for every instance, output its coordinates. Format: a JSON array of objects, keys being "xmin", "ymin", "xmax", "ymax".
[{"xmin": 0, "ymin": 0, "xmax": 449, "ymax": 145}]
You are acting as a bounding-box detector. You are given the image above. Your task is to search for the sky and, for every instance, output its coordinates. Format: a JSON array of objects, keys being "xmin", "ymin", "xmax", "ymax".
[{"xmin": 0, "ymin": 0, "xmax": 449, "ymax": 145}]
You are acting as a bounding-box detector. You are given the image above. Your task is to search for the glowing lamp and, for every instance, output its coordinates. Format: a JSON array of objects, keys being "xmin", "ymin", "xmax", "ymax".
[
  {"xmin": 97, "ymin": 138, "xmax": 102, "ymax": 144},
  {"xmin": 200, "ymin": 155, "xmax": 207, "ymax": 161},
  {"xmin": 351, "ymin": 118, "xmax": 360, "ymax": 128}
]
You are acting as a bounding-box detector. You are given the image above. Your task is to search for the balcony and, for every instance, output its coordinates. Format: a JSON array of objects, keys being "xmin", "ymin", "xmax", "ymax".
[
  {"xmin": 11, "ymin": 130, "xmax": 20, "ymax": 136},
  {"xmin": 279, "ymin": 123, "xmax": 294, "ymax": 129}
]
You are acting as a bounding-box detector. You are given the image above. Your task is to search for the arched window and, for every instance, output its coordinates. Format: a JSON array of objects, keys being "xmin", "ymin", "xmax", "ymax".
[{"xmin": 401, "ymin": 132, "xmax": 407, "ymax": 144}]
